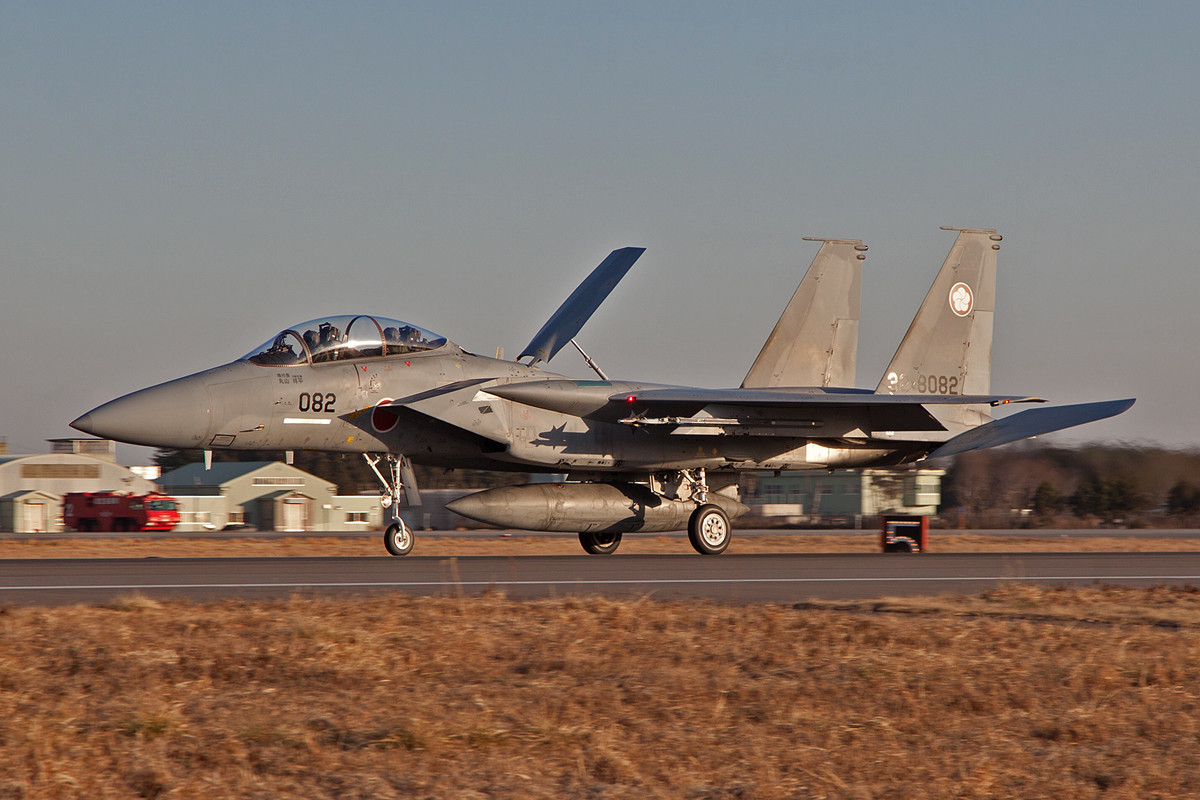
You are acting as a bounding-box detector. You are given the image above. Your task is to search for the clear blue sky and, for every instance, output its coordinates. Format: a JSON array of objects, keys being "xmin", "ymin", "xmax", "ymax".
[{"xmin": 3, "ymin": 2, "xmax": 1198, "ymax": 460}]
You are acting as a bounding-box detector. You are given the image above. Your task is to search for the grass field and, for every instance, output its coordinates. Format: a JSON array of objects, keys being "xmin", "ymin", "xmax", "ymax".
[{"xmin": 2, "ymin": 584, "xmax": 1200, "ymax": 798}]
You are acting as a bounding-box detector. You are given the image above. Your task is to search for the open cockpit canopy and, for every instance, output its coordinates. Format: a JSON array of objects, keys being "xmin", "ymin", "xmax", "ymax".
[{"xmin": 242, "ymin": 315, "xmax": 449, "ymax": 366}]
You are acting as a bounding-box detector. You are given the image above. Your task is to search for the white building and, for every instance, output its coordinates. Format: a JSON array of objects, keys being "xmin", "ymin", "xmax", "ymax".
[
  {"xmin": 0, "ymin": 445, "xmax": 159, "ymax": 532},
  {"xmin": 158, "ymin": 461, "xmax": 387, "ymax": 532}
]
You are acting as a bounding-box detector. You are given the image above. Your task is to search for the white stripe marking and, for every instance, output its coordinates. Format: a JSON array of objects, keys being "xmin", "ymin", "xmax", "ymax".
[{"xmin": 283, "ymin": 418, "xmax": 332, "ymax": 425}]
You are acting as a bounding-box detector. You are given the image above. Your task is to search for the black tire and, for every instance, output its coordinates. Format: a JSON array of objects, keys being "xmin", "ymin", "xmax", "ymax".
[
  {"xmin": 884, "ymin": 536, "xmax": 918, "ymax": 553},
  {"xmin": 688, "ymin": 504, "xmax": 731, "ymax": 555},
  {"xmin": 384, "ymin": 522, "xmax": 414, "ymax": 556},
  {"xmin": 579, "ymin": 530, "xmax": 623, "ymax": 555}
]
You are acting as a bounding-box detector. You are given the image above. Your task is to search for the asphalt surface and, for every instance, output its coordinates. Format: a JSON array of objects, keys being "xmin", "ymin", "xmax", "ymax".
[{"xmin": 3, "ymin": 551, "xmax": 1200, "ymax": 606}]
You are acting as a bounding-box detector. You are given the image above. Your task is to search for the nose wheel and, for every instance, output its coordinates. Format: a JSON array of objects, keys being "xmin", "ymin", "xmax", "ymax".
[{"xmin": 384, "ymin": 521, "xmax": 414, "ymax": 556}]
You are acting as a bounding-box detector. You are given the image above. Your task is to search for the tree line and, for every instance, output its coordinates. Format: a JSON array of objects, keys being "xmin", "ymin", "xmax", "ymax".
[{"xmin": 939, "ymin": 444, "xmax": 1200, "ymax": 527}]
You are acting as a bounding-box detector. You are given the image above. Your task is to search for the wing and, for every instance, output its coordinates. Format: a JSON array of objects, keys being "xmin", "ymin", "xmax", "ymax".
[
  {"xmin": 616, "ymin": 387, "xmax": 1043, "ymax": 434},
  {"xmin": 489, "ymin": 379, "xmax": 1044, "ymax": 436},
  {"xmin": 518, "ymin": 247, "xmax": 646, "ymax": 365},
  {"xmin": 622, "ymin": 386, "xmax": 1037, "ymax": 409}
]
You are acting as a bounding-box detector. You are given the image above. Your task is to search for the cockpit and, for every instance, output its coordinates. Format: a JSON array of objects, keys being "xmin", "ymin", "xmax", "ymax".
[{"xmin": 241, "ymin": 315, "xmax": 449, "ymax": 366}]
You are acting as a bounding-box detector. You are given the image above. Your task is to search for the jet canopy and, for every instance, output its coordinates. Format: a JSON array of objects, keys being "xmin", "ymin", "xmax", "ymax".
[{"xmin": 242, "ymin": 315, "xmax": 448, "ymax": 366}]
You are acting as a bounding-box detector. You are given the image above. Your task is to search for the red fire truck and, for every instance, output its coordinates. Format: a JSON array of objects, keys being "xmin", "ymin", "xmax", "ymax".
[{"xmin": 63, "ymin": 492, "xmax": 181, "ymax": 532}]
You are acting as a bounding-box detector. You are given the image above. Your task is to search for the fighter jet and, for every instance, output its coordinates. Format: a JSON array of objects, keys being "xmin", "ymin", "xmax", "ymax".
[{"xmin": 72, "ymin": 228, "xmax": 1133, "ymax": 556}]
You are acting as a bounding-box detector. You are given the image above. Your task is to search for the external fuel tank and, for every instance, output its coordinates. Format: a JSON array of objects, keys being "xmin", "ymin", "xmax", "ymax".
[{"xmin": 446, "ymin": 482, "xmax": 748, "ymax": 534}]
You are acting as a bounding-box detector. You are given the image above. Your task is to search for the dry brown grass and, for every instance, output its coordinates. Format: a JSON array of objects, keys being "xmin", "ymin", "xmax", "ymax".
[
  {"xmin": 2, "ymin": 587, "xmax": 1200, "ymax": 798},
  {"xmin": 4, "ymin": 531, "xmax": 1200, "ymax": 559}
]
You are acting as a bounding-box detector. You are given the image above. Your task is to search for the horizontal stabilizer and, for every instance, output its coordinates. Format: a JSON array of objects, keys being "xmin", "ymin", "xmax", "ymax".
[
  {"xmin": 927, "ymin": 398, "xmax": 1135, "ymax": 459},
  {"xmin": 519, "ymin": 247, "xmax": 645, "ymax": 365}
]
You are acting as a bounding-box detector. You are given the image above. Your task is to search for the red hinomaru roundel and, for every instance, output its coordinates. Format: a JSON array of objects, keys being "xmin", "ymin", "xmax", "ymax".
[{"xmin": 371, "ymin": 398, "xmax": 400, "ymax": 433}]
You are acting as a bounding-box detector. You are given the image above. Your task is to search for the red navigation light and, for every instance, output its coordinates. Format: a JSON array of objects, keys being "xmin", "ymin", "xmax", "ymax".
[{"xmin": 626, "ymin": 395, "xmax": 637, "ymax": 403}]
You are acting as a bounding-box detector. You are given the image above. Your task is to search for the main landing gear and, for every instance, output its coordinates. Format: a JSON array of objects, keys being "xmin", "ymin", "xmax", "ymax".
[
  {"xmin": 579, "ymin": 530, "xmax": 623, "ymax": 555},
  {"xmin": 575, "ymin": 505, "xmax": 731, "ymax": 556},
  {"xmin": 573, "ymin": 468, "xmax": 735, "ymax": 556},
  {"xmin": 365, "ymin": 453, "xmax": 419, "ymax": 557},
  {"xmin": 688, "ymin": 504, "xmax": 731, "ymax": 555},
  {"xmin": 680, "ymin": 468, "xmax": 731, "ymax": 555}
]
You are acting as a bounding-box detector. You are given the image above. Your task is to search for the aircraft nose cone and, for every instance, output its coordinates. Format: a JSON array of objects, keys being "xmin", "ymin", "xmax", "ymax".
[{"xmin": 71, "ymin": 374, "xmax": 213, "ymax": 448}]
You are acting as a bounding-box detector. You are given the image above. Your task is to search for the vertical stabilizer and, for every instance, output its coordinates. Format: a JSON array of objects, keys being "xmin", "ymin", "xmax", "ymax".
[
  {"xmin": 742, "ymin": 238, "xmax": 865, "ymax": 388},
  {"xmin": 875, "ymin": 228, "xmax": 1001, "ymax": 428}
]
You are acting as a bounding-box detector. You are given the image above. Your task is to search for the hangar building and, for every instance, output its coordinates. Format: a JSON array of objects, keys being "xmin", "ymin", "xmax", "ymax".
[
  {"xmin": 158, "ymin": 461, "xmax": 387, "ymax": 532},
  {"xmin": 745, "ymin": 468, "xmax": 945, "ymax": 526},
  {"xmin": 0, "ymin": 440, "xmax": 159, "ymax": 532}
]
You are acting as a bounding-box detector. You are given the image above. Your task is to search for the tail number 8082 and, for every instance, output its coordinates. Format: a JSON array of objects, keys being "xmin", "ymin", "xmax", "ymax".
[
  {"xmin": 888, "ymin": 373, "xmax": 961, "ymax": 395},
  {"xmin": 914, "ymin": 375, "xmax": 959, "ymax": 394}
]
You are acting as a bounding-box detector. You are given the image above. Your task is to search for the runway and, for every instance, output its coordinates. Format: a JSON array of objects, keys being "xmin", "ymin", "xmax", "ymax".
[{"xmin": 4, "ymin": 551, "xmax": 1200, "ymax": 606}]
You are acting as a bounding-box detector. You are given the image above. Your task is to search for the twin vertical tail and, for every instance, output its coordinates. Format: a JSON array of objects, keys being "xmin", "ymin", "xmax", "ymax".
[
  {"xmin": 875, "ymin": 227, "xmax": 1003, "ymax": 430},
  {"xmin": 742, "ymin": 238, "xmax": 866, "ymax": 389}
]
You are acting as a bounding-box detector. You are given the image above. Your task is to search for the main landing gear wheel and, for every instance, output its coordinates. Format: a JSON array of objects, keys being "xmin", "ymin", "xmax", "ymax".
[
  {"xmin": 688, "ymin": 504, "xmax": 731, "ymax": 555},
  {"xmin": 384, "ymin": 521, "xmax": 414, "ymax": 556},
  {"xmin": 579, "ymin": 530, "xmax": 623, "ymax": 555}
]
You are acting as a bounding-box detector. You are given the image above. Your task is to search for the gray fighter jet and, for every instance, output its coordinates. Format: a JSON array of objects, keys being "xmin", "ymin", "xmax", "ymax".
[{"xmin": 72, "ymin": 228, "xmax": 1133, "ymax": 556}]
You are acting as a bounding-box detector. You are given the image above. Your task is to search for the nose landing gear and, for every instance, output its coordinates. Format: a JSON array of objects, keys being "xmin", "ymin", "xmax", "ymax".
[
  {"xmin": 365, "ymin": 453, "xmax": 421, "ymax": 557},
  {"xmin": 385, "ymin": 520, "xmax": 414, "ymax": 556}
]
